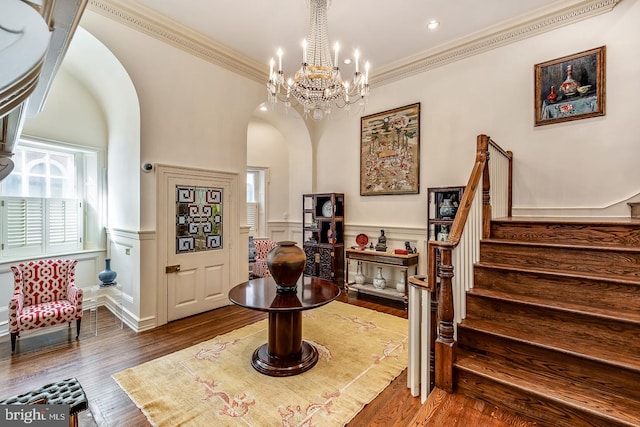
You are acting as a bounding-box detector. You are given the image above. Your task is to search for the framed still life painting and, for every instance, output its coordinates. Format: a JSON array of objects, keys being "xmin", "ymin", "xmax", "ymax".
[
  {"xmin": 360, "ymin": 103, "xmax": 420, "ymax": 196},
  {"xmin": 534, "ymin": 46, "xmax": 606, "ymax": 126}
]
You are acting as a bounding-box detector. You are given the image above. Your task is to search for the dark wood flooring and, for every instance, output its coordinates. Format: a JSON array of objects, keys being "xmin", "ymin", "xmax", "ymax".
[{"xmin": 0, "ymin": 290, "xmax": 533, "ymax": 426}]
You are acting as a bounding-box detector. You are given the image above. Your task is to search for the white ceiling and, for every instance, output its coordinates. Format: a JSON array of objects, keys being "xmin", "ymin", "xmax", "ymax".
[{"xmin": 129, "ymin": 0, "xmax": 570, "ymax": 79}]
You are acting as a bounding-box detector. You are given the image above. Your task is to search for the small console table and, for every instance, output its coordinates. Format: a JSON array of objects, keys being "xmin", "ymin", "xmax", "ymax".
[
  {"xmin": 228, "ymin": 276, "xmax": 340, "ymax": 377},
  {"xmin": 345, "ymin": 249, "xmax": 419, "ymax": 307},
  {"xmin": 88, "ymin": 282, "xmax": 123, "ymax": 336}
]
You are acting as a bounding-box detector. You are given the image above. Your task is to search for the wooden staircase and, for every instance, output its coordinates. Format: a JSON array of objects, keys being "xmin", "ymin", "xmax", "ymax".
[{"xmin": 454, "ymin": 217, "xmax": 640, "ymax": 427}]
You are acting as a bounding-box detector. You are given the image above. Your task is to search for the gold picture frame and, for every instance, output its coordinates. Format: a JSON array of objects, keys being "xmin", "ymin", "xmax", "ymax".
[
  {"xmin": 534, "ymin": 46, "xmax": 606, "ymax": 126},
  {"xmin": 360, "ymin": 103, "xmax": 420, "ymax": 195}
]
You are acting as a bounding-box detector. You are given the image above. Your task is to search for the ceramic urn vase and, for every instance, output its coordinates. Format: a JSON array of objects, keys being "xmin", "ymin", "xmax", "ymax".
[
  {"xmin": 266, "ymin": 241, "xmax": 306, "ymax": 292},
  {"xmin": 98, "ymin": 258, "xmax": 117, "ymax": 286},
  {"xmin": 372, "ymin": 267, "xmax": 386, "ymax": 290}
]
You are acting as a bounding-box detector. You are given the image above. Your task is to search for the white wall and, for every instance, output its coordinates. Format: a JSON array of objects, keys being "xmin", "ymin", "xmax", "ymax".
[
  {"xmin": 22, "ymin": 69, "xmax": 108, "ymax": 147},
  {"xmin": 77, "ymin": 9, "xmax": 265, "ymax": 328},
  {"xmin": 317, "ymin": 0, "xmax": 640, "ymax": 229},
  {"xmin": 247, "ymin": 118, "xmax": 290, "ymax": 235}
]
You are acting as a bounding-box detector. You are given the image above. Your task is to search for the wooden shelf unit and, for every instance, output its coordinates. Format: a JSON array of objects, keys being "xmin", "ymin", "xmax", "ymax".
[
  {"xmin": 427, "ymin": 186, "xmax": 464, "ymax": 241},
  {"xmin": 302, "ymin": 193, "xmax": 345, "ymax": 287}
]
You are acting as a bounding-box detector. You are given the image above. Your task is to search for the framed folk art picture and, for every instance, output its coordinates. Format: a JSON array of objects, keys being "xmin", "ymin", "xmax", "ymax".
[
  {"xmin": 534, "ymin": 46, "xmax": 606, "ymax": 126},
  {"xmin": 360, "ymin": 103, "xmax": 420, "ymax": 195}
]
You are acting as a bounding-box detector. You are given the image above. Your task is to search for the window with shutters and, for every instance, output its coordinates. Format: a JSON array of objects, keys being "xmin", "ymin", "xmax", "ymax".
[
  {"xmin": 246, "ymin": 168, "xmax": 267, "ymax": 237},
  {"xmin": 0, "ymin": 139, "xmax": 97, "ymax": 259}
]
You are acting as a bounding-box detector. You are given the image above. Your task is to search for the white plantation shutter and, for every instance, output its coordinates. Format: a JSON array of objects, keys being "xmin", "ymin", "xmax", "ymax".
[
  {"xmin": 247, "ymin": 202, "xmax": 258, "ymax": 235},
  {"xmin": 47, "ymin": 199, "xmax": 81, "ymax": 251},
  {"xmin": 4, "ymin": 198, "xmax": 44, "ymax": 256},
  {"xmin": 1, "ymin": 197, "xmax": 82, "ymax": 257}
]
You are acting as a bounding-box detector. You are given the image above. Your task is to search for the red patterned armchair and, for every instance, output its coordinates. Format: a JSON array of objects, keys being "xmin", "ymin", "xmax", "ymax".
[
  {"xmin": 253, "ymin": 239, "xmax": 277, "ymax": 278},
  {"xmin": 9, "ymin": 259, "xmax": 83, "ymax": 353}
]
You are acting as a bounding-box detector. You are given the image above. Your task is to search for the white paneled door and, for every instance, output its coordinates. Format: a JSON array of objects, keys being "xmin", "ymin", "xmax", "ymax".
[{"xmin": 165, "ymin": 174, "xmax": 231, "ymax": 321}]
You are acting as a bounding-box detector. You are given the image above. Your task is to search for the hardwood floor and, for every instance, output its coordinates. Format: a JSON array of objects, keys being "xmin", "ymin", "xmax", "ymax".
[{"xmin": 0, "ymin": 290, "xmax": 532, "ymax": 426}]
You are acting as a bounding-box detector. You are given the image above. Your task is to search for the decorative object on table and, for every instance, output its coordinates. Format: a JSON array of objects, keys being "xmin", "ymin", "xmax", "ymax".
[
  {"xmin": 354, "ymin": 262, "xmax": 366, "ymax": 285},
  {"xmin": 577, "ymin": 85, "xmax": 592, "ymax": 95},
  {"xmin": 394, "ymin": 249, "xmax": 409, "ymax": 255},
  {"xmin": 560, "ymin": 64, "xmax": 579, "ymax": 96},
  {"xmin": 302, "ymin": 193, "xmax": 345, "ymax": 286},
  {"xmin": 437, "ymin": 225, "xmax": 450, "ymax": 242},
  {"xmin": 360, "ymin": 103, "xmax": 420, "ymax": 196},
  {"xmin": 355, "ymin": 233, "xmax": 369, "ymax": 250},
  {"xmin": 99, "ymin": 258, "xmax": 118, "ymax": 286},
  {"xmin": 546, "ymin": 85, "xmax": 557, "ymax": 102},
  {"xmin": 534, "ymin": 46, "xmax": 605, "ymax": 126},
  {"xmin": 266, "ymin": 241, "xmax": 306, "ymax": 292},
  {"xmin": 404, "ymin": 241, "xmax": 415, "ymax": 254},
  {"xmin": 372, "ymin": 267, "xmax": 386, "ymax": 289},
  {"xmin": 428, "ymin": 186, "xmax": 464, "ymax": 241},
  {"xmin": 248, "ymin": 236, "xmax": 257, "ymax": 262},
  {"xmin": 375, "ymin": 229, "xmax": 387, "ymax": 252}
]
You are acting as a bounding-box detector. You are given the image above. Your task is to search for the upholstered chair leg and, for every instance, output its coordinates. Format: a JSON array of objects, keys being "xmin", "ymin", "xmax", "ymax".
[
  {"xmin": 11, "ymin": 332, "xmax": 18, "ymax": 353},
  {"xmin": 76, "ymin": 319, "xmax": 81, "ymax": 338}
]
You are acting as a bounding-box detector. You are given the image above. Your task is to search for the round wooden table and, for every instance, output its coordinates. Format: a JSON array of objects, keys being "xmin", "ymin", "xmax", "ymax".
[{"xmin": 228, "ymin": 276, "xmax": 340, "ymax": 377}]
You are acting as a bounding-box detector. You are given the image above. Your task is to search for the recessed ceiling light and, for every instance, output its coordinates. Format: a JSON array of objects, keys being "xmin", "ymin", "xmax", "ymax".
[
  {"xmin": 259, "ymin": 104, "xmax": 268, "ymax": 112},
  {"xmin": 343, "ymin": 58, "xmax": 352, "ymax": 65},
  {"xmin": 427, "ymin": 20, "xmax": 439, "ymax": 31}
]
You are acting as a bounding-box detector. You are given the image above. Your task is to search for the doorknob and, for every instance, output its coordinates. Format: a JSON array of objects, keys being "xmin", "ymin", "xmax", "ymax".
[{"xmin": 165, "ymin": 264, "xmax": 181, "ymax": 273}]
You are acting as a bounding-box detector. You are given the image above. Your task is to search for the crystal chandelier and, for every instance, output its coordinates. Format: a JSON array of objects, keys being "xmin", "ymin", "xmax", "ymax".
[{"xmin": 267, "ymin": 0, "xmax": 370, "ymax": 120}]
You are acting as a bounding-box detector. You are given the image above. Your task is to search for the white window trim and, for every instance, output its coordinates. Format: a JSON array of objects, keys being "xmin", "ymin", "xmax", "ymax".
[
  {"xmin": 247, "ymin": 167, "xmax": 269, "ymax": 238},
  {"xmin": 0, "ymin": 136, "xmax": 105, "ymax": 260}
]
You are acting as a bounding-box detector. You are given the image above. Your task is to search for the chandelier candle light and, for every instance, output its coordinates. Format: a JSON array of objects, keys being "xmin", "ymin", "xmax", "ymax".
[{"xmin": 267, "ymin": 0, "xmax": 370, "ymax": 120}]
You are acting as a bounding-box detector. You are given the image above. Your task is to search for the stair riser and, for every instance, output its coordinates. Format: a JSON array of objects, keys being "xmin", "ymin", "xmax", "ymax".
[
  {"xmin": 490, "ymin": 222, "xmax": 640, "ymax": 247},
  {"xmin": 456, "ymin": 370, "xmax": 633, "ymax": 427},
  {"xmin": 473, "ymin": 265, "xmax": 640, "ymax": 313},
  {"xmin": 457, "ymin": 326, "xmax": 640, "ymax": 401},
  {"xmin": 465, "ymin": 295, "xmax": 640, "ymax": 354},
  {"xmin": 479, "ymin": 241, "xmax": 640, "ymax": 279}
]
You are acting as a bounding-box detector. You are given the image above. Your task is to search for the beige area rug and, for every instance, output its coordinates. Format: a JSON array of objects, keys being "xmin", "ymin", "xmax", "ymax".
[{"xmin": 113, "ymin": 301, "xmax": 408, "ymax": 426}]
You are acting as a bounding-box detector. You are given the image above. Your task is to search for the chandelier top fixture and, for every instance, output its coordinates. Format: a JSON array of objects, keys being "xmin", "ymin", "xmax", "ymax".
[{"xmin": 267, "ymin": 0, "xmax": 370, "ymax": 120}]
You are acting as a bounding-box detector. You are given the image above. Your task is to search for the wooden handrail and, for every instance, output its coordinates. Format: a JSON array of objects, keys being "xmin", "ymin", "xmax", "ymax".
[
  {"xmin": 427, "ymin": 135, "xmax": 489, "ymax": 286},
  {"xmin": 428, "ymin": 134, "xmax": 512, "ymax": 392}
]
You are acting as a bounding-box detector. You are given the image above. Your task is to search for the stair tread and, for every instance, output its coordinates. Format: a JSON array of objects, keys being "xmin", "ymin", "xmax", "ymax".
[
  {"xmin": 483, "ymin": 238, "xmax": 640, "ymax": 252},
  {"xmin": 459, "ymin": 318, "xmax": 640, "ymax": 373},
  {"xmin": 455, "ymin": 350, "xmax": 640, "ymax": 425},
  {"xmin": 468, "ymin": 287, "xmax": 640, "ymax": 324},
  {"xmin": 492, "ymin": 216, "xmax": 640, "ymax": 225}
]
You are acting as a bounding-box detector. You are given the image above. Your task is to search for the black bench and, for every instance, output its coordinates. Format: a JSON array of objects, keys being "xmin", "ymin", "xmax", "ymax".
[{"xmin": 0, "ymin": 377, "xmax": 88, "ymax": 427}]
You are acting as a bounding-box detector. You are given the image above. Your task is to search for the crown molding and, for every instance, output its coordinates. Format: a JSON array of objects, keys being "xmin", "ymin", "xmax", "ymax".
[
  {"xmin": 372, "ymin": 0, "xmax": 622, "ymax": 86},
  {"xmin": 87, "ymin": 0, "xmax": 621, "ymax": 88},
  {"xmin": 86, "ymin": 0, "xmax": 266, "ymax": 83}
]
